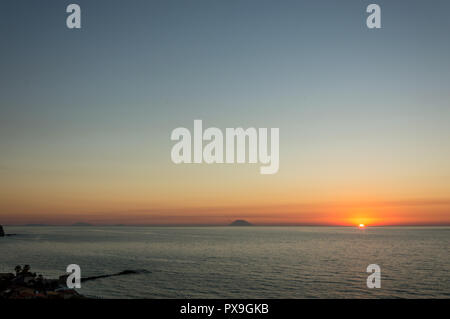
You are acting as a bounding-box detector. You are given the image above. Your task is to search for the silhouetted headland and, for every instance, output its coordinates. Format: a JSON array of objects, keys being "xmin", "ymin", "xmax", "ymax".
[
  {"xmin": 0, "ymin": 225, "xmax": 16, "ymax": 237},
  {"xmin": 229, "ymin": 220, "xmax": 252, "ymax": 226}
]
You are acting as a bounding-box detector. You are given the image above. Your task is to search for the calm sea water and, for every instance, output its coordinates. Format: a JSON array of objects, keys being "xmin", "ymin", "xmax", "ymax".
[{"xmin": 1, "ymin": 226, "xmax": 449, "ymax": 298}]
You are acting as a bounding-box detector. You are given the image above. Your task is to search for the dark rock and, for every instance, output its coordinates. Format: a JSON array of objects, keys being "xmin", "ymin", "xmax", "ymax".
[
  {"xmin": 0, "ymin": 273, "xmax": 15, "ymax": 291},
  {"xmin": 0, "ymin": 273, "xmax": 14, "ymax": 281},
  {"xmin": 81, "ymin": 269, "xmax": 150, "ymax": 282},
  {"xmin": 0, "ymin": 225, "xmax": 5, "ymax": 237}
]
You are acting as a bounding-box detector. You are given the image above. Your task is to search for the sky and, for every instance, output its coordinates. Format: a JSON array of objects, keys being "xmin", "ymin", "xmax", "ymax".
[{"xmin": 0, "ymin": 0, "xmax": 449, "ymax": 225}]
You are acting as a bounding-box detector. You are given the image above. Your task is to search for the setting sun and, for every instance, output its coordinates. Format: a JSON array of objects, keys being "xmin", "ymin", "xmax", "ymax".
[{"xmin": 358, "ymin": 224, "xmax": 366, "ymax": 228}]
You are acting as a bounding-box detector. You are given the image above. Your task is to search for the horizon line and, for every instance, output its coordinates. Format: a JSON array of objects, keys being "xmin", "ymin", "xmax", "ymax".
[{"xmin": 4, "ymin": 223, "xmax": 450, "ymax": 227}]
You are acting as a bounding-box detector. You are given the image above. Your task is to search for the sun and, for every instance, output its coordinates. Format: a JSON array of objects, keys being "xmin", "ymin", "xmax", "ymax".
[{"xmin": 358, "ymin": 223, "xmax": 366, "ymax": 228}]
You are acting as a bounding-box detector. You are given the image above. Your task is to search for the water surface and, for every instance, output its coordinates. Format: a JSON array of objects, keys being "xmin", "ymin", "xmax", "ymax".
[{"xmin": 1, "ymin": 226, "xmax": 448, "ymax": 298}]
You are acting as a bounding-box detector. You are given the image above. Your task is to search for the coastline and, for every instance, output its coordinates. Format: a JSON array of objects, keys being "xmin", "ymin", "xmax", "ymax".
[{"xmin": 0, "ymin": 266, "xmax": 86, "ymax": 299}]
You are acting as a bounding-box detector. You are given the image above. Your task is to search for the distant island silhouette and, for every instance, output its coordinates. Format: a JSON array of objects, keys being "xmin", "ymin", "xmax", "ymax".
[
  {"xmin": 229, "ymin": 220, "xmax": 252, "ymax": 226},
  {"xmin": 71, "ymin": 222, "xmax": 93, "ymax": 227},
  {"xmin": 24, "ymin": 224, "xmax": 50, "ymax": 227}
]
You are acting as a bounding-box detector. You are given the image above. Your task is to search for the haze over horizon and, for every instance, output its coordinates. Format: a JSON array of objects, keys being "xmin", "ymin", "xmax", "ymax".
[{"xmin": 1, "ymin": 0, "xmax": 450, "ymax": 226}]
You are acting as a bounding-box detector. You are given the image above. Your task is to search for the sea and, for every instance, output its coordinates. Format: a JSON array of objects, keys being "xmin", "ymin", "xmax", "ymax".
[{"xmin": 1, "ymin": 226, "xmax": 449, "ymax": 298}]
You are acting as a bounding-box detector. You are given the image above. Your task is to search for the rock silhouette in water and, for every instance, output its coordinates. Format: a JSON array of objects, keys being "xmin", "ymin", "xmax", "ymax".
[
  {"xmin": 80, "ymin": 269, "xmax": 150, "ymax": 282},
  {"xmin": 229, "ymin": 220, "xmax": 252, "ymax": 226},
  {"xmin": 0, "ymin": 225, "xmax": 16, "ymax": 237}
]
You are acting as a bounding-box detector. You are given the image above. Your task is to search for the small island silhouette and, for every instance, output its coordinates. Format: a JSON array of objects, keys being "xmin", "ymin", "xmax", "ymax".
[{"xmin": 229, "ymin": 220, "xmax": 252, "ymax": 226}]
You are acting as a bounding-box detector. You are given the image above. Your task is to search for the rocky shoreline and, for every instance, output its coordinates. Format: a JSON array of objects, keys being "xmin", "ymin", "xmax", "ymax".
[
  {"xmin": 1, "ymin": 226, "xmax": 79, "ymax": 299},
  {"xmin": 0, "ymin": 265, "xmax": 87, "ymax": 299},
  {"xmin": 1, "ymin": 225, "xmax": 150, "ymax": 299},
  {"xmin": 0, "ymin": 263, "xmax": 151, "ymax": 299}
]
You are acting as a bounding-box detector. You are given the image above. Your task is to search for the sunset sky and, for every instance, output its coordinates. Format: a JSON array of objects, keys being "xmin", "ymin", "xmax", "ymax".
[{"xmin": 1, "ymin": 0, "xmax": 449, "ymax": 226}]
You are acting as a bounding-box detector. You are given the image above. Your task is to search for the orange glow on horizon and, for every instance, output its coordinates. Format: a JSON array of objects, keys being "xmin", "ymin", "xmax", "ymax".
[{"xmin": 1, "ymin": 199, "xmax": 450, "ymax": 226}]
